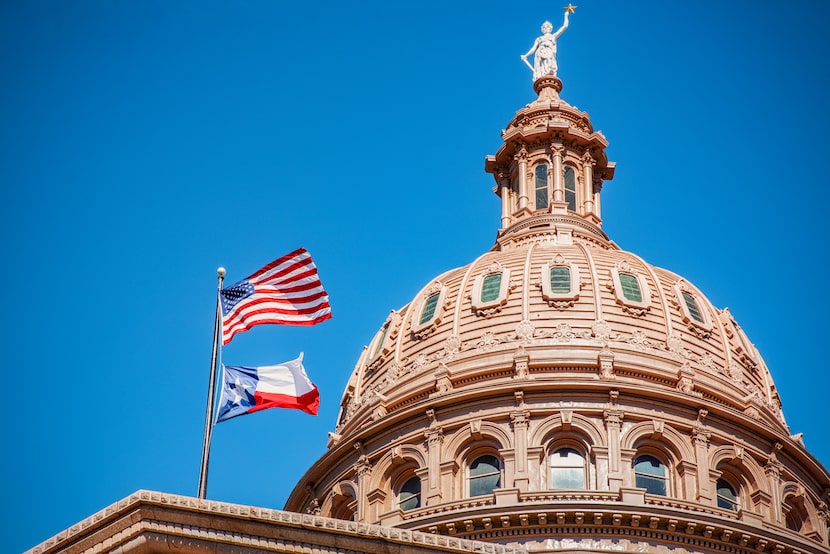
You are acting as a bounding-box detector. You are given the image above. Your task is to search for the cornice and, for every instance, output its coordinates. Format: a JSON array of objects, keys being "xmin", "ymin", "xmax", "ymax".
[
  {"xmin": 397, "ymin": 495, "xmax": 829, "ymax": 554},
  {"xmin": 496, "ymin": 214, "xmax": 610, "ymax": 246},
  {"xmin": 27, "ymin": 490, "xmax": 528, "ymax": 554}
]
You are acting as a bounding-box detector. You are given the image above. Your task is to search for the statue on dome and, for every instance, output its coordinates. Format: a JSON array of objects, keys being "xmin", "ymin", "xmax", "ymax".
[{"xmin": 521, "ymin": 4, "xmax": 575, "ymax": 80}]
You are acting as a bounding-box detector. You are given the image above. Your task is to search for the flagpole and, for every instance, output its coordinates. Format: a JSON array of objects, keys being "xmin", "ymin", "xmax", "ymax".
[{"xmin": 198, "ymin": 266, "xmax": 225, "ymax": 499}]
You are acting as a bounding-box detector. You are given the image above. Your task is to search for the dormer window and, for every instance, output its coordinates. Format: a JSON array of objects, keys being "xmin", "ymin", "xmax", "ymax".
[
  {"xmin": 610, "ymin": 261, "xmax": 651, "ymax": 315},
  {"xmin": 370, "ymin": 321, "xmax": 391, "ymax": 359},
  {"xmin": 419, "ymin": 293, "xmax": 440, "ymax": 325},
  {"xmin": 682, "ymin": 292, "xmax": 703, "ymax": 323},
  {"xmin": 550, "ymin": 267, "xmax": 570, "ymax": 293},
  {"xmin": 619, "ymin": 273, "xmax": 642, "ymax": 302},
  {"xmin": 410, "ymin": 282, "xmax": 448, "ymax": 339},
  {"xmin": 535, "ymin": 164, "xmax": 549, "ymax": 210},
  {"xmin": 564, "ymin": 165, "xmax": 577, "ymax": 212},
  {"xmin": 674, "ymin": 281, "xmax": 713, "ymax": 337},
  {"xmin": 481, "ymin": 273, "xmax": 502, "ymax": 302},
  {"xmin": 471, "ymin": 264, "xmax": 511, "ymax": 316},
  {"xmin": 541, "ymin": 255, "xmax": 580, "ymax": 308}
]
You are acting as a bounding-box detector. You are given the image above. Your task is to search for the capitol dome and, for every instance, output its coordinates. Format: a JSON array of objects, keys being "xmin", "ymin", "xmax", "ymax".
[{"xmin": 286, "ymin": 77, "xmax": 830, "ymax": 554}]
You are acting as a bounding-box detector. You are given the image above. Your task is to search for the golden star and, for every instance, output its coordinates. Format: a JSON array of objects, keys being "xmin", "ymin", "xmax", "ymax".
[{"xmin": 564, "ymin": 3, "xmax": 577, "ymax": 13}]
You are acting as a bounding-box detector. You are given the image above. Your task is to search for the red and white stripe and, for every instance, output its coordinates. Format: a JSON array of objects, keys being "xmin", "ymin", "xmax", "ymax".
[{"xmin": 221, "ymin": 248, "xmax": 331, "ymax": 345}]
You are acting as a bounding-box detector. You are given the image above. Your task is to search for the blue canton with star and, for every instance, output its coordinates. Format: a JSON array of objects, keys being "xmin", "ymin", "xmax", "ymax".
[
  {"xmin": 216, "ymin": 365, "xmax": 259, "ymax": 422},
  {"xmin": 220, "ymin": 279, "xmax": 255, "ymax": 316}
]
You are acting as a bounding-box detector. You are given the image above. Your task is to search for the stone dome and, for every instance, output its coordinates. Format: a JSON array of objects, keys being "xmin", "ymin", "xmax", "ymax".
[
  {"xmin": 331, "ymin": 215, "xmax": 785, "ymax": 441},
  {"xmin": 286, "ymin": 77, "xmax": 830, "ymax": 554}
]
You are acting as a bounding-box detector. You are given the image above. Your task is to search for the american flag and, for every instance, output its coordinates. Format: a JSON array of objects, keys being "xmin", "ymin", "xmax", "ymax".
[{"xmin": 220, "ymin": 248, "xmax": 332, "ymax": 345}]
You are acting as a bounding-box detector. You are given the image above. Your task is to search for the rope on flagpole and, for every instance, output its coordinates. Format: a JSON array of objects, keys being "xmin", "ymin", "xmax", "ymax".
[{"xmin": 198, "ymin": 266, "xmax": 225, "ymax": 499}]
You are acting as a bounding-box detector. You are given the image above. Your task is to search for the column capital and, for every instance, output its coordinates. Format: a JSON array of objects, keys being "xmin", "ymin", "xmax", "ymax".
[
  {"xmin": 604, "ymin": 409, "xmax": 624, "ymax": 427},
  {"xmin": 581, "ymin": 151, "xmax": 596, "ymax": 166},
  {"xmin": 425, "ymin": 427, "xmax": 444, "ymax": 446},
  {"xmin": 510, "ymin": 410, "xmax": 530, "ymax": 427},
  {"xmin": 692, "ymin": 426, "xmax": 711, "ymax": 448}
]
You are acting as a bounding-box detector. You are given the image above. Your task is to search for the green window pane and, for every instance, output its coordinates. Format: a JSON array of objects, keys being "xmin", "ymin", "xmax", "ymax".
[
  {"xmin": 469, "ymin": 455, "xmax": 501, "ymax": 496},
  {"xmin": 619, "ymin": 272, "xmax": 642, "ymax": 302},
  {"xmin": 682, "ymin": 292, "xmax": 704, "ymax": 323},
  {"xmin": 564, "ymin": 166, "xmax": 577, "ymax": 212},
  {"xmin": 481, "ymin": 273, "xmax": 502, "ymax": 303},
  {"xmin": 550, "ymin": 266, "xmax": 571, "ymax": 294},
  {"xmin": 535, "ymin": 165, "xmax": 548, "ymax": 210},
  {"xmin": 419, "ymin": 293, "xmax": 440, "ymax": 325},
  {"xmin": 399, "ymin": 476, "xmax": 421, "ymax": 511},
  {"xmin": 372, "ymin": 323, "xmax": 390, "ymax": 357}
]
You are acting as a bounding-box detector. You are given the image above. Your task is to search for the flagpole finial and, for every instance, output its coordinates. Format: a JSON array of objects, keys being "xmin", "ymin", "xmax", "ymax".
[{"xmin": 217, "ymin": 267, "xmax": 226, "ymax": 277}]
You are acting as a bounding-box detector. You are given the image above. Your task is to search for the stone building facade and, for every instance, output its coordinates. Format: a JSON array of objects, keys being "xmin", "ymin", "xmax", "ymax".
[
  {"xmin": 283, "ymin": 76, "xmax": 830, "ymax": 554},
  {"xmin": 30, "ymin": 37, "xmax": 830, "ymax": 554}
]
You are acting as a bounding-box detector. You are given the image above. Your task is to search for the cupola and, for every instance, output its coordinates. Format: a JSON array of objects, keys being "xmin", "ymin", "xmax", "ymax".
[{"xmin": 485, "ymin": 76, "xmax": 615, "ymax": 246}]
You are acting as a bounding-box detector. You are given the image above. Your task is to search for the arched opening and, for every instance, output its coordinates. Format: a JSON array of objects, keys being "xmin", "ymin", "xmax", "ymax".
[
  {"xmin": 397, "ymin": 475, "xmax": 421, "ymax": 511},
  {"xmin": 535, "ymin": 164, "xmax": 549, "ymax": 210},
  {"xmin": 330, "ymin": 490, "xmax": 356, "ymax": 521},
  {"xmin": 564, "ymin": 165, "xmax": 577, "ymax": 212}
]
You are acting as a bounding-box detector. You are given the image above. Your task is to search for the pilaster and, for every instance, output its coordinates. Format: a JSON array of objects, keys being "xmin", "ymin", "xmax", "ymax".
[
  {"xmin": 692, "ymin": 420, "xmax": 712, "ymax": 503},
  {"xmin": 424, "ymin": 425, "xmax": 444, "ymax": 506},
  {"xmin": 604, "ymin": 408, "xmax": 624, "ymax": 492},
  {"xmin": 510, "ymin": 409, "xmax": 531, "ymax": 491}
]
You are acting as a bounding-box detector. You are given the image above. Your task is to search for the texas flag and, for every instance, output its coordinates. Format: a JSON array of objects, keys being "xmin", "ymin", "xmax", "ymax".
[{"xmin": 216, "ymin": 353, "xmax": 319, "ymax": 422}]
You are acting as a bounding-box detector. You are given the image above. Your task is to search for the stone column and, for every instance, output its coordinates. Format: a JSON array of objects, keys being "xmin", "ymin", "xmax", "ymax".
[
  {"xmin": 498, "ymin": 171, "xmax": 511, "ymax": 228},
  {"xmin": 551, "ymin": 143, "xmax": 564, "ymax": 202},
  {"xmin": 692, "ymin": 427, "xmax": 712, "ymax": 503},
  {"xmin": 604, "ymin": 409, "xmax": 624, "ymax": 492},
  {"xmin": 582, "ymin": 152, "xmax": 595, "ymax": 215},
  {"xmin": 516, "ymin": 146, "xmax": 529, "ymax": 211},
  {"xmin": 510, "ymin": 410, "xmax": 531, "ymax": 491}
]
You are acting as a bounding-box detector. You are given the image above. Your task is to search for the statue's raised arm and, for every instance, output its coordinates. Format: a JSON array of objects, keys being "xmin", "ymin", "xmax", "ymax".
[{"xmin": 520, "ymin": 5, "xmax": 574, "ymax": 81}]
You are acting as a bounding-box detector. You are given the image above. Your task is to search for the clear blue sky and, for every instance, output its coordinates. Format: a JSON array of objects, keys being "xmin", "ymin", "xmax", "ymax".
[{"xmin": 3, "ymin": 1, "xmax": 828, "ymax": 551}]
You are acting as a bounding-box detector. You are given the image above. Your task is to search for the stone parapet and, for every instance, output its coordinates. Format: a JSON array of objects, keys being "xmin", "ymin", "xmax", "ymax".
[{"xmin": 27, "ymin": 490, "xmax": 528, "ymax": 554}]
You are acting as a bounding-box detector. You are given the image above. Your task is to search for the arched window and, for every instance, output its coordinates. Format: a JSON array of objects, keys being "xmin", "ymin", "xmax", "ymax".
[
  {"xmin": 370, "ymin": 322, "xmax": 390, "ymax": 359},
  {"xmin": 633, "ymin": 455, "xmax": 667, "ymax": 496},
  {"xmin": 549, "ymin": 447, "xmax": 586, "ymax": 489},
  {"xmin": 564, "ymin": 165, "xmax": 577, "ymax": 212},
  {"xmin": 469, "ymin": 455, "xmax": 501, "ymax": 497},
  {"xmin": 419, "ymin": 292, "xmax": 440, "ymax": 325},
  {"xmin": 716, "ymin": 478, "xmax": 738, "ymax": 511},
  {"xmin": 398, "ymin": 476, "xmax": 422, "ymax": 511},
  {"xmin": 535, "ymin": 164, "xmax": 549, "ymax": 210}
]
